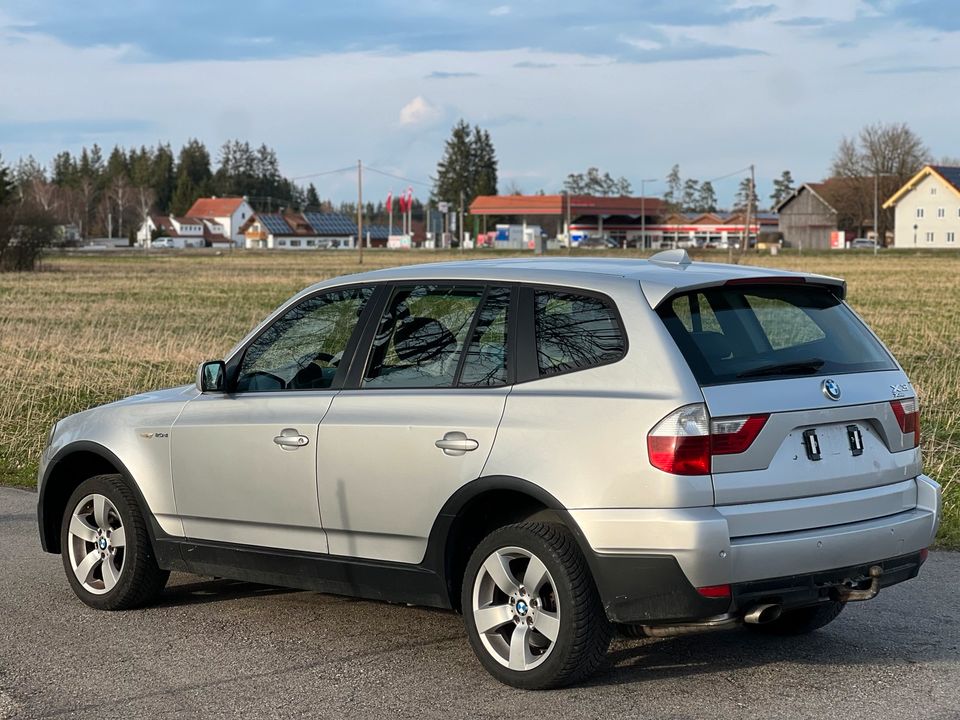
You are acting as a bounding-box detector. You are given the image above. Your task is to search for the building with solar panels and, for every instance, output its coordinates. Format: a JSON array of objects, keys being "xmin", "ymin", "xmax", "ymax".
[
  {"xmin": 241, "ymin": 212, "xmax": 392, "ymax": 250},
  {"xmin": 884, "ymin": 165, "xmax": 960, "ymax": 248}
]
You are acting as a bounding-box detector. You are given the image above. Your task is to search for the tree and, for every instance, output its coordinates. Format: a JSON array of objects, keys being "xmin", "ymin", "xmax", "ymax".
[
  {"xmin": 171, "ymin": 139, "xmax": 212, "ymax": 215},
  {"xmin": 0, "ymin": 154, "xmax": 13, "ymax": 205},
  {"xmin": 681, "ymin": 178, "xmax": 700, "ymax": 212},
  {"xmin": 0, "ymin": 198, "xmax": 57, "ymax": 271},
  {"xmin": 151, "ymin": 144, "xmax": 176, "ymax": 212},
  {"xmin": 562, "ymin": 167, "xmax": 631, "ymax": 196},
  {"xmin": 305, "ymin": 183, "xmax": 321, "ymax": 209},
  {"xmin": 433, "ymin": 119, "xmax": 499, "ymax": 209},
  {"xmin": 663, "ymin": 164, "xmax": 682, "ymax": 212},
  {"xmin": 830, "ymin": 122, "xmax": 930, "ymax": 244},
  {"xmin": 695, "ymin": 181, "xmax": 717, "ymax": 213},
  {"xmin": 770, "ymin": 170, "xmax": 795, "ymax": 208},
  {"xmin": 734, "ymin": 177, "xmax": 758, "ymax": 211}
]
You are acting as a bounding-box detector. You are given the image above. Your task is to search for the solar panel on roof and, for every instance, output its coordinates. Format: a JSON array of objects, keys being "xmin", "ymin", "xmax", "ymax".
[
  {"xmin": 304, "ymin": 212, "xmax": 358, "ymax": 236},
  {"xmin": 259, "ymin": 214, "xmax": 293, "ymax": 235}
]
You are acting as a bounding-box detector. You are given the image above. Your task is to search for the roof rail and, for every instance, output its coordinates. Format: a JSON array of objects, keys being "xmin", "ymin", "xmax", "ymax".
[{"xmin": 649, "ymin": 248, "xmax": 692, "ymax": 266}]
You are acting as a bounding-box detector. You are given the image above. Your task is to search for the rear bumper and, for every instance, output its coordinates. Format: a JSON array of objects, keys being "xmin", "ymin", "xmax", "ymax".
[{"xmin": 572, "ymin": 474, "xmax": 940, "ymax": 624}]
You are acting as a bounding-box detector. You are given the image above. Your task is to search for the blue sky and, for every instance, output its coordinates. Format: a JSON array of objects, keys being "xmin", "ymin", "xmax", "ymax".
[{"xmin": 0, "ymin": 0, "xmax": 957, "ymax": 205}]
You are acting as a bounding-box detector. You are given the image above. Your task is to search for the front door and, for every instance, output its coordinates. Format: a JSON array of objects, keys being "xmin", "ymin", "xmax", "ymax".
[
  {"xmin": 171, "ymin": 285, "xmax": 375, "ymax": 553},
  {"xmin": 317, "ymin": 284, "xmax": 513, "ymax": 564}
]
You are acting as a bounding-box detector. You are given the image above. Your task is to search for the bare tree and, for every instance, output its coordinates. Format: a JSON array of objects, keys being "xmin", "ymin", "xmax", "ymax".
[
  {"xmin": 134, "ymin": 185, "xmax": 156, "ymax": 245},
  {"xmin": 830, "ymin": 122, "xmax": 930, "ymax": 244},
  {"xmin": 109, "ymin": 173, "xmax": 133, "ymax": 239}
]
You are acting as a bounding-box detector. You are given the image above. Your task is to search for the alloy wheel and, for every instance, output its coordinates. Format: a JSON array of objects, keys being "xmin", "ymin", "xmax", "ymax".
[
  {"xmin": 471, "ymin": 546, "xmax": 561, "ymax": 671},
  {"xmin": 66, "ymin": 493, "xmax": 126, "ymax": 595}
]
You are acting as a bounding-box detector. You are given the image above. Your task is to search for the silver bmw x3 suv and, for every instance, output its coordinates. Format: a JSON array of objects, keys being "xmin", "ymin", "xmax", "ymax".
[{"xmin": 38, "ymin": 251, "xmax": 940, "ymax": 689}]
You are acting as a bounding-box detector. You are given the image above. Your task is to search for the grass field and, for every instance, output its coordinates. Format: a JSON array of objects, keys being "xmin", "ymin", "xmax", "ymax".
[{"xmin": 1, "ymin": 248, "xmax": 957, "ymax": 547}]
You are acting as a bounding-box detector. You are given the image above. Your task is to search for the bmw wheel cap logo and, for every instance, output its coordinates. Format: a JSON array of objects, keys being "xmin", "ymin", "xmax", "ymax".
[
  {"xmin": 99, "ymin": 537, "xmax": 108, "ymax": 550},
  {"xmin": 822, "ymin": 378, "xmax": 841, "ymax": 401},
  {"xmin": 516, "ymin": 600, "xmax": 529, "ymax": 616}
]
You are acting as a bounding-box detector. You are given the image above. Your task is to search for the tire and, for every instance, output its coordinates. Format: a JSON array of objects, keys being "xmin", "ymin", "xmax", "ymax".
[
  {"xmin": 60, "ymin": 474, "xmax": 169, "ymax": 610},
  {"xmin": 745, "ymin": 601, "xmax": 844, "ymax": 636},
  {"xmin": 461, "ymin": 522, "xmax": 611, "ymax": 689}
]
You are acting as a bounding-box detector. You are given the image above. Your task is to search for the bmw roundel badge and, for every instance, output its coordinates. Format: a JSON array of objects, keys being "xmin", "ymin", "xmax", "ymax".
[{"xmin": 821, "ymin": 378, "xmax": 841, "ymax": 401}]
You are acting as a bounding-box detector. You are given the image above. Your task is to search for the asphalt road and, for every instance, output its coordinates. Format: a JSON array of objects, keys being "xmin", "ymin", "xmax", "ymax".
[{"xmin": 2, "ymin": 486, "xmax": 958, "ymax": 720}]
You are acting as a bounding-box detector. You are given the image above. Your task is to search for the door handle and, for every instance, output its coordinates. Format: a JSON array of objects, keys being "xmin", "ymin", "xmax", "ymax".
[
  {"xmin": 435, "ymin": 431, "xmax": 479, "ymax": 456},
  {"xmin": 274, "ymin": 428, "xmax": 310, "ymax": 450}
]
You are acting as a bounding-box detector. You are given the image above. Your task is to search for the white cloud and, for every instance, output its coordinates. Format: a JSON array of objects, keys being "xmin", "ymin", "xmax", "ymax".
[
  {"xmin": 398, "ymin": 95, "xmax": 441, "ymax": 126},
  {"xmin": 489, "ymin": 5, "xmax": 511, "ymax": 16}
]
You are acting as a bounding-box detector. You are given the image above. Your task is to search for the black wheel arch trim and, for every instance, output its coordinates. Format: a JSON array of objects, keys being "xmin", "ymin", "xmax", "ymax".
[{"xmin": 38, "ymin": 440, "xmax": 175, "ymax": 561}]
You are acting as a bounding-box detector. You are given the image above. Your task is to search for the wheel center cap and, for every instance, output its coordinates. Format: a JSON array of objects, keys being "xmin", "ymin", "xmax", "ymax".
[
  {"xmin": 516, "ymin": 600, "xmax": 529, "ymax": 616},
  {"xmin": 99, "ymin": 537, "xmax": 108, "ymax": 550}
]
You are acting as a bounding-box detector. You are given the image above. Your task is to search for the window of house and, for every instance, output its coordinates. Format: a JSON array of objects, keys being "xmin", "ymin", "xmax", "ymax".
[
  {"xmin": 948, "ymin": 232, "xmax": 956, "ymax": 243},
  {"xmin": 931, "ymin": 187, "xmax": 937, "ymax": 195},
  {"xmin": 534, "ymin": 290, "xmax": 625, "ymax": 377},
  {"xmin": 916, "ymin": 208, "xmax": 924, "ymax": 218},
  {"xmin": 938, "ymin": 208, "xmax": 945, "ymax": 218},
  {"xmin": 290, "ymin": 239, "xmax": 301, "ymax": 247},
  {"xmin": 926, "ymin": 232, "xmax": 935, "ymax": 243}
]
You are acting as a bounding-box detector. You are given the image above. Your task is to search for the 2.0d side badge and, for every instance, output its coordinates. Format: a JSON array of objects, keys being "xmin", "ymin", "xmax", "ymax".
[{"xmin": 821, "ymin": 378, "xmax": 841, "ymax": 401}]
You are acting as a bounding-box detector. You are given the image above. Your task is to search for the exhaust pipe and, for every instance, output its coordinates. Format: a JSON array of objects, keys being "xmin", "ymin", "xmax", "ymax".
[{"xmin": 743, "ymin": 603, "xmax": 782, "ymax": 625}]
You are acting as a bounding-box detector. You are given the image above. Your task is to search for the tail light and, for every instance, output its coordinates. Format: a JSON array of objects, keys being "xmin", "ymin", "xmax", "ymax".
[
  {"xmin": 891, "ymin": 397, "xmax": 920, "ymax": 448},
  {"xmin": 696, "ymin": 584, "xmax": 732, "ymax": 599},
  {"xmin": 647, "ymin": 404, "xmax": 769, "ymax": 476}
]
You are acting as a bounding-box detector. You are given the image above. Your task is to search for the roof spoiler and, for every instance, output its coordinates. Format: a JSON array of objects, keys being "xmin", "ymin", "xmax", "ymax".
[{"xmin": 644, "ymin": 273, "xmax": 847, "ymax": 309}]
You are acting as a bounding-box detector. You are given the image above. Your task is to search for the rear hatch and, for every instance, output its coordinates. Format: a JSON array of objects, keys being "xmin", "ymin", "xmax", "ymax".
[{"xmin": 656, "ymin": 280, "xmax": 921, "ymax": 534}]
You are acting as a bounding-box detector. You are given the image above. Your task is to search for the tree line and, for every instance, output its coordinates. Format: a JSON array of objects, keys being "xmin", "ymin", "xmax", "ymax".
[{"xmin": 10, "ymin": 139, "xmax": 317, "ymax": 242}]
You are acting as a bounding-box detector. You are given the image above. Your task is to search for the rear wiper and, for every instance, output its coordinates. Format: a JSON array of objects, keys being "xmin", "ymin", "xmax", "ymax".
[{"xmin": 736, "ymin": 358, "xmax": 825, "ymax": 378}]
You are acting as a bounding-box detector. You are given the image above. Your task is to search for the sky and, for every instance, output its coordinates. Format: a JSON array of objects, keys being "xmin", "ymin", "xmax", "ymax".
[{"xmin": 0, "ymin": 0, "xmax": 957, "ymax": 206}]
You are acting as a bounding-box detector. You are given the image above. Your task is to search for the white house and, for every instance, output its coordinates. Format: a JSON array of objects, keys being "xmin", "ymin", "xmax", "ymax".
[
  {"xmin": 184, "ymin": 196, "xmax": 255, "ymax": 247},
  {"xmin": 136, "ymin": 215, "xmax": 206, "ymax": 248},
  {"xmin": 884, "ymin": 165, "xmax": 960, "ymax": 248}
]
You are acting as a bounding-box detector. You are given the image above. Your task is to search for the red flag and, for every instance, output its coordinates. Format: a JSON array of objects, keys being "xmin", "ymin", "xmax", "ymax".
[
  {"xmin": 406, "ymin": 186, "xmax": 413, "ymax": 208},
  {"xmin": 386, "ymin": 191, "xmax": 393, "ymax": 213}
]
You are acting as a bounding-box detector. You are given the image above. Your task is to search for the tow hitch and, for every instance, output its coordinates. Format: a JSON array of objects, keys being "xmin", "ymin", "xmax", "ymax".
[{"xmin": 833, "ymin": 565, "xmax": 883, "ymax": 602}]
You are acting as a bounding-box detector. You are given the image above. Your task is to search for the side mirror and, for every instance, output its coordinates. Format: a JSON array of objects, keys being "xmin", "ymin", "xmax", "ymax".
[{"xmin": 197, "ymin": 360, "xmax": 226, "ymax": 393}]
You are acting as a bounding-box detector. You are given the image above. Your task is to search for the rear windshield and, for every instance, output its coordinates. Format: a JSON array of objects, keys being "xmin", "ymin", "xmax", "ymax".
[{"xmin": 657, "ymin": 283, "xmax": 895, "ymax": 385}]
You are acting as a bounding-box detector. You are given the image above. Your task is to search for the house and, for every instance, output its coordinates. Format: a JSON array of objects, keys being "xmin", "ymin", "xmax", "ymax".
[
  {"xmin": 184, "ymin": 196, "xmax": 255, "ymax": 247},
  {"xmin": 241, "ymin": 211, "xmax": 391, "ymax": 249},
  {"xmin": 776, "ymin": 178, "xmax": 881, "ymax": 249},
  {"xmin": 136, "ymin": 215, "xmax": 209, "ymax": 248},
  {"xmin": 883, "ymin": 165, "xmax": 960, "ymax": 248},
  {"xmin": 648, "ymin": 211, "xmax": 779, "ymax": 248}
]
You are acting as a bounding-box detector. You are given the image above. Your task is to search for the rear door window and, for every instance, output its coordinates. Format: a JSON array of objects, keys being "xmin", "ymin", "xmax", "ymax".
[
  {"xmin": 658, "ymin": 284, "xmax": 894, "ymax": 385},
  {"xmin": 534, "ymin": 290, "xmax": 625, "ymax": 377}
]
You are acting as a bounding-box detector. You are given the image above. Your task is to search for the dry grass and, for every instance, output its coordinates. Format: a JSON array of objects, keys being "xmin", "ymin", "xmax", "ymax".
[{"xmin": 1, "ymin": 248, "xmax": 957, "ymax": 547}]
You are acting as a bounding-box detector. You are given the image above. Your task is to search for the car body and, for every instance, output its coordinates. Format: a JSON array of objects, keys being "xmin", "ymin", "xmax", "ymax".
[
  {"xmin": 851, "ymin": 238, "xmax": 878, "ymax": 250},
  {"xmin": 38, "ymin": 251, "xmax": 940, "ymax": 688}
]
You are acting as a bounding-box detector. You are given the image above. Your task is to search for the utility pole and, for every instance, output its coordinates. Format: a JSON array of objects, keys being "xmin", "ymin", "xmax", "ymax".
[
  {"xmin": 732, "ymin": 164, "xmax": 755, "ymax": 265},
  {"xmin": 640, "ymin": 178, "xmax": 657, "ymax": 252},
  {"xmin": 459, "ymin": 189, "xmax": 465, "ymax": 253},
  {"xmin": 565, "ymin": 190, "xmax": 572, "ymax": 255},
  {"xmin": 357, "ymin": 159, "xmax": 364, "ymax": 265}
]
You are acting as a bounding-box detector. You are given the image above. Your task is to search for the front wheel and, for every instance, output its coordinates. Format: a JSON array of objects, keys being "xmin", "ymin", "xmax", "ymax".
[
  {"xmin": 462, "ymin": 522, "xmax": 611, "ymax": 689},
  {"xmin": 60, "ymin": 474, "xmax": 169, "ymax": 610}
]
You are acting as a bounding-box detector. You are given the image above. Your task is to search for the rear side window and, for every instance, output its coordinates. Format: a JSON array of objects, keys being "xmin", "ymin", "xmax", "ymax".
[
  {"xmin": 658, "ymin": 284, "xmax": 895, "ymax": 385},
  {"xmin": 534, "ymin": 290, "xmax": 625, "ymax": 377}
]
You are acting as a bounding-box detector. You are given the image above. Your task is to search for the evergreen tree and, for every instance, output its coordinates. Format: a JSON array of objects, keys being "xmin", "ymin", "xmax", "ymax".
[
  {"xmin": 695, "ymin": 181, "xmax": 717, "ymax": 213},
  {"xmin": 734, "ymin": 177, "xmax": 759, "ymax": 212},
  {"xmin": 681, "ymin": 178, "xmax": 700, "ymax": 212},
  {"xmin": 51, "ymin": 151, "xmax": 77, "ymax": 186},
  {"xmin": 770, "ymin": 170, "xmax": 795, "ymax": 208},
  {"xmin": 663, "ymin": 164, "xmax": 682, "ymax": 212},
  {"xmin": 147, "ymin": 144, "xmax": 174, "ymax": 212},
  {"xmin": 171, "ymin": 139, "xmax": 212, "ymax": 215},
  {"xmin": 471, "ymin": 127, "xmax": 498, "ymax": 197},
  {"xmin": 562, "ymin": 167, "xmax": 631, "ymax": 196},
  {"xmin": 433, "ymin": 119, "xmax": 474, "ymax": 206},
  {"xmin": 305, "ymin": 183, "xmax": 321, "ymax": 209}
]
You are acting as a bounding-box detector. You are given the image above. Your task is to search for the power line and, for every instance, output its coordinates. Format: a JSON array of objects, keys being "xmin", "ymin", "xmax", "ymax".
[
  {"xmin": 363, "ymin": 164, "xmax": 433, "ymax": 188},
  {"xmin": 289, "ymin": 165, "xmax": 357, "ymax": 181},
  {"xmin": 705, "ymin": 166, "xmax": 752, "ymax": 184}
]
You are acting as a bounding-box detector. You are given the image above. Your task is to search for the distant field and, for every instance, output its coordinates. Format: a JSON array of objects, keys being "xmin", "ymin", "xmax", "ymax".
[{"xmin": 1, "ymin": 248, "xmax": 957, "ymax": 547}]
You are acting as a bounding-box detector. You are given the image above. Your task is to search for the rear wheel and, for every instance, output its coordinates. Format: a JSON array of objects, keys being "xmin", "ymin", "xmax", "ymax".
[
  {"xmin": 60, "ymin": 474, "xmax": 169, "ymax": 610},
  {"xmin": 462, "ymin": 522, "xmax": 611, "ymax": 689},
  {"xmin": 745, "ymin": 601, "xmax": 844, "ymax": 636}
]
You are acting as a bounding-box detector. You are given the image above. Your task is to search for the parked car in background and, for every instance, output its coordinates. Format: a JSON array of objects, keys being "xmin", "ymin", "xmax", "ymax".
[
  {"xmin": 38, "ymin": 252, "xmax": 939, "ymax": 689},
  {"xmin": 851, "ymin": 238, "xmax": 878, "ymax": 250}
]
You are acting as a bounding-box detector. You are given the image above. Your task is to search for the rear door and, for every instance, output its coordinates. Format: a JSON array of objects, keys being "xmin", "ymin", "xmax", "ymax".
[
  {"xmin": 315, "ymin": 283, "xmax": 513, "ymax": 564},
  {"xmin": 657, "ymin": 282, "xmax": 921, "ymax": 507}
]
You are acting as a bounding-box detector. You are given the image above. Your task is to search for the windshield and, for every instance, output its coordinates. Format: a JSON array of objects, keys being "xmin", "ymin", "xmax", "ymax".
[{"xmin": 656, "ymin": 283, "xmax": 896, "ymax": 385}]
